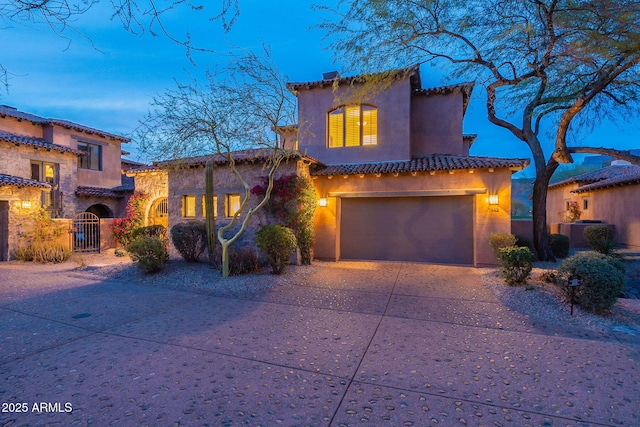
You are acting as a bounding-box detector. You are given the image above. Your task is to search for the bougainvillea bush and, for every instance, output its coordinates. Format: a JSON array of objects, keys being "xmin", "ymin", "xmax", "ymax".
[
  {"xmin": 251, "ymin": 174, "xmax": 316, "ymax": 264},
  {"xmin": 111, "ymin": 192, "xmax": 148, "ymax": 247}
]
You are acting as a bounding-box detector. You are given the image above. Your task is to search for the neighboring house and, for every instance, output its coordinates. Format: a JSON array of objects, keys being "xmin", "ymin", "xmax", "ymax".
[
  {"xmin": 135, "ymin": 65, "xmax": 528, "ymax": 265},
  {"xmin": 548, "ymin": 164, "xmax": 640, "ymax": 248},
  {"xmin": 0, "ymin": 105, "xmax": 131, "ymax": 260}
]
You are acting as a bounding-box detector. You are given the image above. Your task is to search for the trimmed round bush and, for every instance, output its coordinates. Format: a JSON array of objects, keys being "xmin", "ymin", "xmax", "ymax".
[
  {"xmin": 497, "ymin": 246, "xmax": 533, "ymax": 286},
  {"xmin": 558, "ymin": 251, "xmax": 625, "ymax": 314},
  {"xmin": 256, "ymin": 225, "xmax": 297, "ymax": 275},
  {"xmin": 171, "ymin": 221, "xmax": 206, "ymax": 262},
  {"xmin": 127, "ymin": 236, "xmax": 168, "ymax": 273},
  {"xmin": 583, "ymin": 225, "xmax": 616, "ymax": 254},
  {"xmin": 549, "ymin": 233, "xmax": 570, "ymax": 259},
  {"xmin": 489, "ymin": 233, "xmax": 516, "ymax": 259}
]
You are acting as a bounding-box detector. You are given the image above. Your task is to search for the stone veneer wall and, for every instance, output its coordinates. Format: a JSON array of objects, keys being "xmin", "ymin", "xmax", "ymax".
[
  {"xmin": 0, "ymin": 142, "xmax": 79, "ymax": 217},
  {"xmin": 0, "ymin": 186, "xmax": 44, "ymax": 259},
  {"xmin": 130, "ymin": 170, "xmax": 169, "ymax": 225}
]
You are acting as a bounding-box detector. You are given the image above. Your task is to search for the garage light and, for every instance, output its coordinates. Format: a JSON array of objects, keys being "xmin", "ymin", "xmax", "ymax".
[
  {"xmin": 489, "ymin": 195, "xmax": 499, "ymax": 205},
  {"xmin": 21, "ymin": 200, "xmax": 32, "ymax": 209},
  {"xmin": 318, "ymin": 198, "xmax": 328, "ymax": 207}
]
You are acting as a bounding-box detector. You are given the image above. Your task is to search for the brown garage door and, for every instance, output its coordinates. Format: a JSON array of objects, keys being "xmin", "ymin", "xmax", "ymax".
[{"xmin": 340, "ymin": 196, "xmax": 474, "ymax": 264}]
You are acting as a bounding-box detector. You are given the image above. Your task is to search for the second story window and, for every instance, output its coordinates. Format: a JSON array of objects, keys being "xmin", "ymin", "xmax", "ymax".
[
  {"xmin": 77, "ymin": 142, "xmax": 102, "ymax": 171},
  {"xmin": 328, "ymin": 104, "xmax": 378, "ymax": 148}
]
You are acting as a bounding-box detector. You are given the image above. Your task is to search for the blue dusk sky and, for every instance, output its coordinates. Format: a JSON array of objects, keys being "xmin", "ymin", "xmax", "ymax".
[{"xmin": 1, "ymin": 2, "xmax": 638, "ymax": 176}]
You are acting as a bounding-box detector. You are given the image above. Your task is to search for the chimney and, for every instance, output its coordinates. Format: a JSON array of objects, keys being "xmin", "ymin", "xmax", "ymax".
[{"xmin": 322, "ymin": 71, "xmax": 340, "ymax": 80}]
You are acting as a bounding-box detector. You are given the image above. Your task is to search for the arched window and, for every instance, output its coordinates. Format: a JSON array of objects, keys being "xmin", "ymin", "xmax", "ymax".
[{"xmin": 328, "ymin": 104, "xmax": 377, "ymax": 148}]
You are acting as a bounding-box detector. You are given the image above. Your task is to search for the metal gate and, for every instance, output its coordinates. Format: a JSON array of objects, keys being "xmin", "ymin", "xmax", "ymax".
[
  {"xmin": 0, "ymin": 201, "xmax": 8, "ymax": 261},
  {"xmin": 72, "ymin": 212, "xmax": 100, "ymax": 253}
]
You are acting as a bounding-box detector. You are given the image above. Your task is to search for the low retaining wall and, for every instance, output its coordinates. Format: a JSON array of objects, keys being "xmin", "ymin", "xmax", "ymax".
[{"xmin": 551, "ymin": 222, "xmax": 615, "ymax": 249}]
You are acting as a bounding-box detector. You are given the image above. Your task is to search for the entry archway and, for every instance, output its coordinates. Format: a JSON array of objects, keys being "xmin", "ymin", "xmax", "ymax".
[{"xmin": 149, "ymin": 197, "xmax": 168, "ymax": 229}]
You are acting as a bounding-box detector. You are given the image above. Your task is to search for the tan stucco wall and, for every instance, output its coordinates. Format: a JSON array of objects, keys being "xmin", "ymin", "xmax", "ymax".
[
  {"xmin": 312, "ymin": 168, "xmax": 513, "ymax": 266},
  {"xmin": 296, "ymin": 78, "xmax": 413, "ymax": 164},
  {"xmin": 547, "ymin": 184, "xmax": 577, "ymax": 224},
  {"xmin": 548, "ymin": 183, "xmax": 640, "ymax": 247},
  {"xmin": 410, "ymin": 92, "xmax": 465, "ymax": 157}
]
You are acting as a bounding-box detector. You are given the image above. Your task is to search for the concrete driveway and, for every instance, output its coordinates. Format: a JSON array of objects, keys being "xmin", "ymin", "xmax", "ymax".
[{"xmin": 1, "ymin": 261, "xmax": 638, "ymax": 426}]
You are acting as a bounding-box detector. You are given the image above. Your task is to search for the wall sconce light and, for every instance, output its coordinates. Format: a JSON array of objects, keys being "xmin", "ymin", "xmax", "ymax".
[
  {"xmin": 318, "ymin": 197, "xmax": 328, "ymax": 207},
  {"xmin": 488, "ymin": 195, "xmax": 499, "ymax": 205},
  {"xmin": 21, "ymin": 200, "xmax": 32, "ymax": 209}
]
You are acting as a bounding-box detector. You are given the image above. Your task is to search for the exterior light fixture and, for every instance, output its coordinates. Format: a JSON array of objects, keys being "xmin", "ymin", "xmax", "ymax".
[
  {"xmin": 318, "ymin": 198, "xmax": 328, "ymax": 207},
  {"xmin": 489, "ymin": 195, "xmax": 499, "ymax": 205},
  {"xmin": 567, "ymin": 274, "xmax": 582, "ymax": 315},
  {"xmin": 21, "ymin": 200, "xmax": 32, "ymax": 209}
]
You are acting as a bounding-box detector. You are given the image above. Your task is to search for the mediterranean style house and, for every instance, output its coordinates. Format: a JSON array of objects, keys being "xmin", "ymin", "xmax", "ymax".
[
  {"xmin": 131, "ymin": 65, "xmax": 528, "ymax": 266},
  {"xmin": 547, "ymin": 164, "xmax": 640, "ymax": 248},
  {"xmin": 0, "ymin": 105, "xmax": 132, "ymax": 260}
]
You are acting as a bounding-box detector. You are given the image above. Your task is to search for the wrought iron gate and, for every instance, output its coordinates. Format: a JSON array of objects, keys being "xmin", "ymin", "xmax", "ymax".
[{"xmin": 72, "ymin": 212, "xmax": 100, "ymax": 253}]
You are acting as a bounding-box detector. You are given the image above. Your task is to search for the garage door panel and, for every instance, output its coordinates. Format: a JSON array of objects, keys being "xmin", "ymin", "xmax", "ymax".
[{"xmin": 340, "ymin": 196, "xmax": 473, "ymax": 264}]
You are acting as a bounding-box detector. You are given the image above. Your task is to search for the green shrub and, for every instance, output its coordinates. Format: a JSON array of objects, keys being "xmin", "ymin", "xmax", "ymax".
[
  {"xmin": 539, "ymin": 270, "xmax": 558, "ymax": 284},
  {"xmin": 558, "ymin": 251, "xmax": 625, "ymax": 313},
  {"xmin": 549, "ymin": 233, "xmax": 570, "ymax": 258},
  {"xmin": 489, "ymin": 233, "xmax": 516, "ymax": 258},
  {"xmin": 114, "ymin": 248, "xmax": 127, "ymax": 257},
  {"xmin": 229, "ymin": 247, "xmax": 262, "ymax": 276},
  {"xmin": 132, "ymin": 225, "xmax": 168, "ymax": 241},
  {"xmin": 514, "ymin": 235, "xmax": 533, "ymax": 251},
  {"xmin": 255, "ymin": 225, "xmax": 297, "ymax": 275},
  {"xmin": 171, "ymin": 221, "xmax": 206, "ymax": 262},
  {"xmin": 126, "ymin": 236, "xmax": 168, "ymax": 273},
  {"xmin": 583, "ymin": 225, "xmax": 617, "ymax": 255},
  {"xmin": 497, "ymin": 246, "xmax": 534, "ymax": 286}
]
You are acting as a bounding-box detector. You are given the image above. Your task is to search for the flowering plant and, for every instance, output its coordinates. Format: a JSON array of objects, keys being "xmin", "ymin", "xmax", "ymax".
[
  {"xmin": 565, "ymin": 201, "xmax": 581, "ymax": 223},
  {"xmin": 251, "ymin": 174, "xmax": 316, "ymax": 264},
  {"xmin": 112, "ymin": 192, "xmax": 148, "ymax": 246}
]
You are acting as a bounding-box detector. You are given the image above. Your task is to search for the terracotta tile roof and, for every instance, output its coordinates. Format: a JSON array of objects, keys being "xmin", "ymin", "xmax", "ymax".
[
  {"xmin": 75, "ymin": 186, "xmax": 124, "ymax": 198},
  {"xmin": 75, "ymin": 175, "xmax": 135, "ymax": 198},
  {"xmin": 310, "ymin": 155, "xmax": 529, "ymax": 176},
  {"xmin": 0, "ymin": 105, "xmax": 130, "ymax": 142},
  {"xmin": 0, "ymin": 130, "xmax": 84, "ymax": 155},
  {"xmin": 287, "ymin": 65, "xmax": 421, "ymax": 93},
  {"xmin": 566, "ymin": 165, "xmax": 640, "ymax": 193},
  {"xmin": 151, "ymin": 148, "xmax": 320, "ymax": 169},
  {"xmin": 0, "ymin": 173, "xmax": 51, "ymax": 189},
  {"xmin": 549, "ymin": 165, "xmax": 640, "ymax": 192}
]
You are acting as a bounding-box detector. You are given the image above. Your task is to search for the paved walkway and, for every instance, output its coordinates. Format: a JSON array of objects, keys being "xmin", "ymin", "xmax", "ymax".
[{"xmin": 0, "ymin": 261, "xmax": 638, "ymax": 426}]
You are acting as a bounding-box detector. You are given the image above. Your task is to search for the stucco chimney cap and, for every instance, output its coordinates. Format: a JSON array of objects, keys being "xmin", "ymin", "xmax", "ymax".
[{"xmin": 322, "ymin": 71, "xmax": 340, "ymax": 80}]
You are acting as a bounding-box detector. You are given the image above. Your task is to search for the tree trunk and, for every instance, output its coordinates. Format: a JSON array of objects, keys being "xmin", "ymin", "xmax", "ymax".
[
  {"xmin": 532, "ymin": 160, "xmax": 559, "ymax": 261},
  {"xmin": 221, "ymin": 242, "xmax": 230, "ymax": 277}
]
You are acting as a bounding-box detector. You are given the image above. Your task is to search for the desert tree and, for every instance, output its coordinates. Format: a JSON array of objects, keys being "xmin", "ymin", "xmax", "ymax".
[
  {"xmin": 319, "ymin": 0, "xmax": 640, "ymax": 260},
  {"xmin": 136, "ymin": 47, "xmax": 298, "ymax": 277}
]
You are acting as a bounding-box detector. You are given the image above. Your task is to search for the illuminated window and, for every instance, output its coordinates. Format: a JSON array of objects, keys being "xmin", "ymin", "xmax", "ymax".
[
  {"xmin": 225, "ymin": 194, "xmax": 241, "ymax": 218},
  {"xmin": 202, "ymin": 195, "xmax": 218, "ymax": 217},
  {"xmin": 77, "ymin": 142, "xmax": 102, "ymax": 171},
  {"xmin": 328, "ymin": 104, "xmax": 377, "ymax": 148},
  {"xmin": 182, "ymin": 195, "xmax": 196, "ymax": 218}
]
